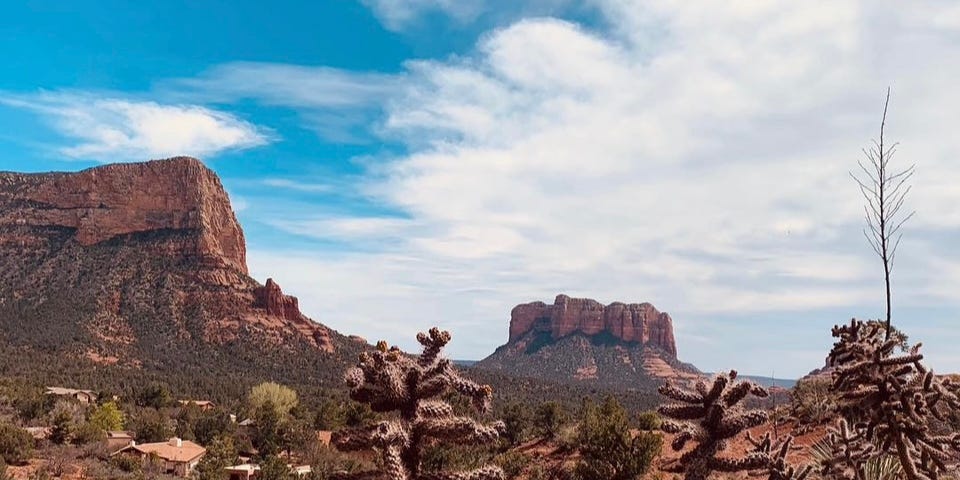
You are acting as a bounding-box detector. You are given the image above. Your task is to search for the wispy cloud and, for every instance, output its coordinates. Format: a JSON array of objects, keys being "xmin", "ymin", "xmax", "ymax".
[
  {"xmin": 163, "ymin": 62, "xmax": 397, "ymax": 143},
  {"xmin": 360, "ymin": 0, "xmax": 485, "ymax": 31},
  {"xmin": 167, "ymin": 62, "xmax": 397, "ymax": 108},
  {"xmin": 0, "ymin": 92, "xmax": 269, "ymax": 161}
]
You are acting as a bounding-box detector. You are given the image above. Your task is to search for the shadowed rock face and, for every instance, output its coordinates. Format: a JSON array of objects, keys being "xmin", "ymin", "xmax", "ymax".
[
  {"xmin": 0, "ymin": 157, "xmax": 348, "ymax": 376},
  {"xmin": 508, "ymin": 294, "xmax": 677, "ymax": 358}
]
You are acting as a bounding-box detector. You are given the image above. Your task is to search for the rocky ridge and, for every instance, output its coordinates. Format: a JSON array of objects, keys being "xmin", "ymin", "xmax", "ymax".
[{"xmin": 0, "ymin": 157, "xmax": 358, "ymax": 390}]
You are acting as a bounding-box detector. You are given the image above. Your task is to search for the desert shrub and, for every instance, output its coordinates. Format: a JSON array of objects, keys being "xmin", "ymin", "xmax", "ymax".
[
  {"xmin": 529, "ymin": 464, "xmax": 575, "ymax": 480},
  {"xmin": 72, "ymin": 421, "xmax": 106, "ymax": 445},
  {"xmin": 534, "ymin": 401, "xmax": 568, "ymax": 440},
  {"xmin": 494, "ymin": 451, "xmax": 527, "ymax": 478},
  {"xmin": 314, "ymin": 399, "xmax": 345, "ymax": 430},
  {"xmin": 135, "ymin": 383, "xmax": 173, "ymax": 409},
  {"xmin": 12, "ymin": 388, "xmax": 52, "ymax": 422},
  {"xmin": 789, "ymin": 376, "xmax": 835, "ymax": 425},
  {"xmin": 636, "ymin": 410, "xmax": 661, "ymax": 430},
  {"xmin": 341, "ymin": 402, "xmax": 374, "ymax": 428},
  {"xmin": 304, "ymin": 445, "xmax": 366, "ymax": 480},
  {"xmin": 88, "ymin": 401, "xmax": 124, "ymax": 432},
  {"xmin": 259, "ymin": 455, "xmax": 293, "ymax": 480},
  {"xmin": 248, "ymin": 383, "xmax": 298, "ymax": 418},
  {"xmin": 251, "ymin": 400, "xmax": 285, "ymax": 457},
  {"xmin": 0, "ymin": 422, "xmax": 33, "ymax": 465},
  {"xmin": 174, "ymin": 402, "xmax": 200, "ymax": 441},
  {"xmin": 49, "ymin": 400, "xmax": 84, "ymax": 444},
  {"xmin": 128, "ymin": 408, "xmax": 173, "ymax": 443},
  {"xmin": 498, "ymin": 402, "xmax": 532, "ymax": 446},
  {"xmin": 110, "ymin": 453, "xmax": 142, "ymax": 473},
  {"xmin": 194, "ymin": 436, "xmax": 238, "ymax": 480},
  {"xmin": 575, "ymin": 395, "xmax": 662, "ymax": 480},
  {"xmin": 194, "ymin": 408, "xmax": 237, "ymax": 446}
]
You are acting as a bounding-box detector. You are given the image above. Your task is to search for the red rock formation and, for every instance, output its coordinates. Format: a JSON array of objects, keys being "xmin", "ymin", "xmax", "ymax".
[
  {"xmin": 0, "ymin": 157, "xmax": 337, "ymax": 356},
  {"xmin": 0, "ymin": 156, "xmax": 246, "ymax": 273},
  {"xmin": 254, "ymin": 278, "xmax": 301, "ymax": 322},
  {"xmin": 508, "ymin": 294, "xmax": 678, "ymax": 358}
]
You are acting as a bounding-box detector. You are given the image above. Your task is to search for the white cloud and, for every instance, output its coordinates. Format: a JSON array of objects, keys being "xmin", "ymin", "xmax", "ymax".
[
  {"xmin": 247, "ymin": 1, "xmax": 960, "ymax": 376},
  {"xmin": 361, "ymin": 0, "xmax": 485, "ymax": 30},
  {"xmin": 0, "ymin": 92, "xmax": 268, "ymax": 161}
]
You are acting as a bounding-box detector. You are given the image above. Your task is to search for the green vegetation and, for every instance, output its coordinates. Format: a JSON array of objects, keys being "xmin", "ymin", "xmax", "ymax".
[
  {"xmin": 89, "ymin": 401, "xmax": 125, "ymax": 432},
  {"xmin": 0, "ymin": 423, "xmax": 32, "ymax": 465},
  {"xmin": 534, "ymin": 401, "xmax": 567, "ymax": 440},
  {"xmin": 575, "ymin": 396, "xmax": 662, "ymax": 480}
]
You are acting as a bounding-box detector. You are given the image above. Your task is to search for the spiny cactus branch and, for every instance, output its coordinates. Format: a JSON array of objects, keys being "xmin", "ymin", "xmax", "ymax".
[
  {"xmin": 332, "ymin": 328, "xmax": 504, "ymax": 480},
  {"xmin": 658, "ymin": 370, "xmax": 778, "ymax": 480},
  {"xmin": 824, "ymin": 319, "xmax": 960, "ymax": 480}
]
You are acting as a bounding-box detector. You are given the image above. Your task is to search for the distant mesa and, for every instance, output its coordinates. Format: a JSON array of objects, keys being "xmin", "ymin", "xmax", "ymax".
[
  {"xmin": 477, "ymin": 294, "xmax": 700, "ymax": 390},
  {"xmin": 508, "ymin": 294, "xmax": 678, "ymax": 357}
]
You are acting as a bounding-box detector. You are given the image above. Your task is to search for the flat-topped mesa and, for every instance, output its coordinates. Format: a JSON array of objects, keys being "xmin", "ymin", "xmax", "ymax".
[
  {"xmin": 0, "ymin": 156, "xmax": 246, "ymax": 273},
  {"xmin": 509, "ymin": 294, "xmax": 678, "ymax": 358}
]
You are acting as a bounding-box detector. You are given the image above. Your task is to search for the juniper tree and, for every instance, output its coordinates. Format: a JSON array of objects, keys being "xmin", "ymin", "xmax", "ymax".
[
  {"xmin": 658, "ymin": 371, "xmax": 772, "ymax": 480},
  {"xmin": 822, "ymin": 319, "xmax": 960, "ymax": 480},
  {"xmin": 331, "ymin": 328, "xmax": 506, "ymax": 480}
]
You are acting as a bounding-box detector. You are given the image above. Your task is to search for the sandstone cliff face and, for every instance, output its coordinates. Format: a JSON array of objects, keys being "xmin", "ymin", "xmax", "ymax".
[
  {"xmin": 0, "ymin": 157, "xmax": 343, "ymax": 372},
  {"xmin": 0, "ymin": 157, "xmax": 246, "ymax": 273},
  {"xmin": 508, "ymin": 294, "xmax": 677, "ymax": 358}
]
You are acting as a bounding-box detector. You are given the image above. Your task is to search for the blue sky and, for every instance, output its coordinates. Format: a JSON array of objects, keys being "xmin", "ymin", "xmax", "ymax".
[{"xmin": 4, "ymin": 1, "xmax": 960, "ymax": 378}]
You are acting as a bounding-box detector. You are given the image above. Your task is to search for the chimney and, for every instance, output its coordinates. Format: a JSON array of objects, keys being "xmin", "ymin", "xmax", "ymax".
[{"xmin": 169, "ymin": 437, "xmax": 182, "ymax": 447}]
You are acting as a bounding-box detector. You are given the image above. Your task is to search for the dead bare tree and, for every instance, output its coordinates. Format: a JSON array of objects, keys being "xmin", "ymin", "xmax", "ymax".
[{"xmin": 850, "ymin": 87, "xmax": 915, "ymax": 340}]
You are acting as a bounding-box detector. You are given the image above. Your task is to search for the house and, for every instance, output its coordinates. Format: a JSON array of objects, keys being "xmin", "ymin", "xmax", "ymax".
[
  {"xmin": 44, "ymin": 387, "xmax": 97, "ymax": 404},
  {"xmin": 224, "ymin": 463, "xmax": 312, "ymax": 480},
  {"xmin": 178, "ymin": 400, "xmax": 216, "ymax": 411},
  {"xmin": 112, "ymin": 437, "xmax": 206, "ymax": 477},
  {"xmin": 105, "ymin": 431, "xmax": 135, "ymax": 453}
]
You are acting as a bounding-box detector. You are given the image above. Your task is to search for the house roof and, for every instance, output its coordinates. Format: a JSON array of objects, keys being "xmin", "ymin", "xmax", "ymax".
[
  {"xmin": 115, "ymin": 439, "xmax": 206, "ymax": 463},
  {"xmin": 178, "ymin": 400, "xmax": 215, "ymax": 407},
  {"xmin": 45, "ymin": 387, "xmax": 96, "ymax": 397},
  {"xmin": 225, "ymin": 464, "xmax": 311, "ymax": 475}
]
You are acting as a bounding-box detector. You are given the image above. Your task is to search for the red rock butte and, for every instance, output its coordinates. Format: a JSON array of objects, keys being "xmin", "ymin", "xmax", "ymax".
[
  {"xmin": 509, "ymin": 294, "xmax": 678, "ymax": 358},
  {"xmin": 0, "ymin": 156, "xmax": 335, "ymax": 353},
  {"xmin": 0, "ymin": 156, "xmax": 246, "ymax": 273}
]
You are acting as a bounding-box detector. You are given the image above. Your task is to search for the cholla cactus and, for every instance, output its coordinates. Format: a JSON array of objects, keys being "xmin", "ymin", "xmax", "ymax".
[
  {"xmin": 331, "ymin": 328, "xmax": 506, "ymax": 480},
  {"xmin": 816, "ymin": 418, "xmax": 877, "ymax": 480},
  {"xmin": 824, "ymin": 319, "xmax": 960, "ymax": 480},
  {"xmin": 657, "ymin": 370, "xmax": 771, "ymax": 480},
  {"xmin": 746, "ymin": 431, "xmax": 813, "ymax": 480}
]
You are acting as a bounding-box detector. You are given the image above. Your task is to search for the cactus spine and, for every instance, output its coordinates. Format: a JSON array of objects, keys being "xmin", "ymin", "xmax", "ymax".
[{"xmin": 331, "ymin": 328, "xmax": 505, "ymax": 480}]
